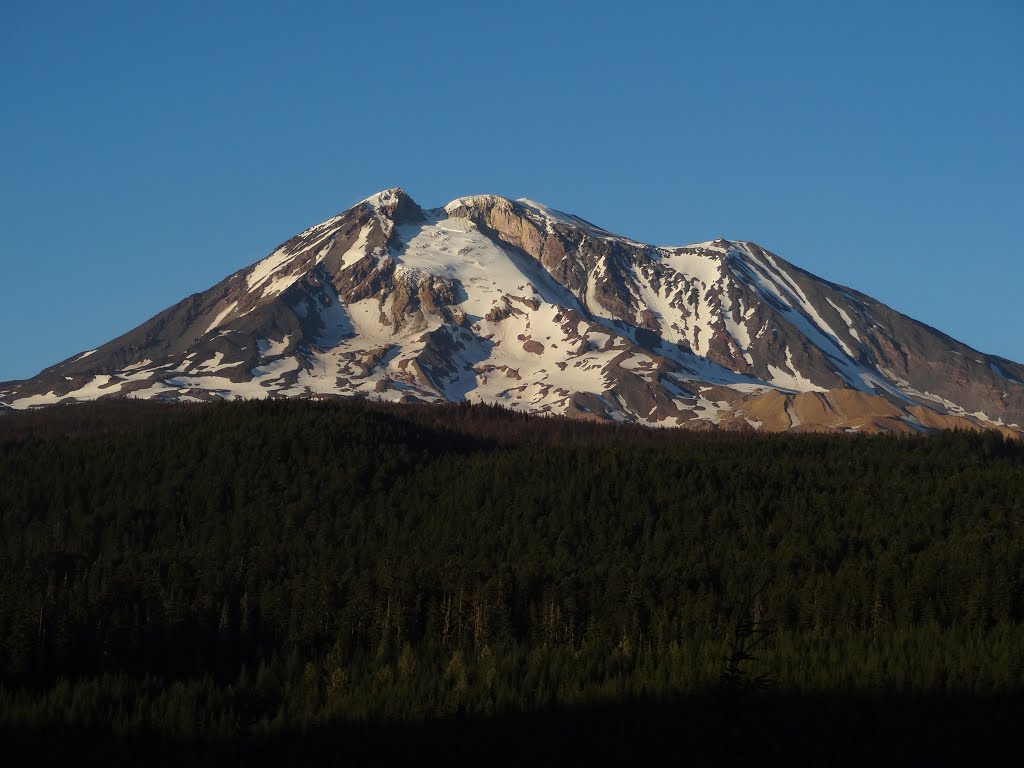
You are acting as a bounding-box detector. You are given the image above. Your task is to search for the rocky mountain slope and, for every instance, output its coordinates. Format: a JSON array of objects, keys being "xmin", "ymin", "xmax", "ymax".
[{"xmin": 2, "ymin": 188, "xmax": 1022, "ymax": 435}]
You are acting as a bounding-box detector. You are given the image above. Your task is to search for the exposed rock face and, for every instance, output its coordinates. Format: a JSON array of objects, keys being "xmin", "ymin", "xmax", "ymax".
[{"xmin": 2, "ymin": 188, "xmax": 1022, "ymax": 436}]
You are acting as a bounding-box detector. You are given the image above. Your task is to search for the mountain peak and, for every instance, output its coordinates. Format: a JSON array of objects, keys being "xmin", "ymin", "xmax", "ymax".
[
  {"xmin": 359, "ymin": 187, "xmax": 407, "ymax": 208},
  {"xmin": 442, "ymin": 193, "xmax": 516, "ymax": 219},
  {"xmin": 2, "ymin": 189, "xmax": 1022, "ymax": 436},
  {"xmin": 360, "ymin": 188, "xmax": 424, "ymax": 224}
]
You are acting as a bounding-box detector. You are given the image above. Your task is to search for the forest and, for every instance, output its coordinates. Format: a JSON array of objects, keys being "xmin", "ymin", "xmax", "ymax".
[{"xmin": 1, "ymin": 399, "xmax": 1022, "ymax": 765}]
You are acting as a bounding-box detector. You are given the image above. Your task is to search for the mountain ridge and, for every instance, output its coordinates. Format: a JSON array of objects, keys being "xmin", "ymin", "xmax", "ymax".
[{"xmin": 2, "ymin": 188, "xmax": 1022, "ymax": 436}]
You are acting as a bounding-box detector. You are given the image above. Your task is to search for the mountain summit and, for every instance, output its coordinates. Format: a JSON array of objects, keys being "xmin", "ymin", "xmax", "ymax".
[{"xmin": 3, "ymin": 189, "xmax": 1022, "ymax": 435}]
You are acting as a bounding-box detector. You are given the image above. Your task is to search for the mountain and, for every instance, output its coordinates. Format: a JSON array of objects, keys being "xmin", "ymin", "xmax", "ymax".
[{"xmin": 2, "ymin": 188, "xmax": 1022, "ymax": 435}]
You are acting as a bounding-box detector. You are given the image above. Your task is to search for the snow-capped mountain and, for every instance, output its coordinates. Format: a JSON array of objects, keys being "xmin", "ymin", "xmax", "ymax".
[{"xmin": 2, "ymin": 188, "xmax": 1022, "ymax": 435}]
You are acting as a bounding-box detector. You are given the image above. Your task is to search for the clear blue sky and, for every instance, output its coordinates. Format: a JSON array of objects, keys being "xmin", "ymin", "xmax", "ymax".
[{"xmin": 1, "ymin": 0, "xmax": 1021, "ymax": 381}]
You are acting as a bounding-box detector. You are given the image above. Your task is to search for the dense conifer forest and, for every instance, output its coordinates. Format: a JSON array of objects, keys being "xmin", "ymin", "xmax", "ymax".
[{"xmin": 1, "ymin": 400, "xmax": 1022, "ymax": 764}]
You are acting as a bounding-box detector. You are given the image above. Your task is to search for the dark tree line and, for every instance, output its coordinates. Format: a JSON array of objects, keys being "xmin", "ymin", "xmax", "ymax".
[{"xmin": 0, "ymin": 400, "xmax": 1022, "ymax": 762}]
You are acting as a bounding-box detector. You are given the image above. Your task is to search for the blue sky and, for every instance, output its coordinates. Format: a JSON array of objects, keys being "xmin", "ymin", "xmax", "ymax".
[{"xmin": 1, "ymin": 0, "xmax": 1021, "ymax": 381}]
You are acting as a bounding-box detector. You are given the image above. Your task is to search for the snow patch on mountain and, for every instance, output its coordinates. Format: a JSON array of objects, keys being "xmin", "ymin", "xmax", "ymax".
[
  {"xmin": 768, "ymin": 348, "xmax": 828, "ymax": 393},
  {"xmin": 257, "ymin": 337, "xmax": 291, "ymax": 358}
]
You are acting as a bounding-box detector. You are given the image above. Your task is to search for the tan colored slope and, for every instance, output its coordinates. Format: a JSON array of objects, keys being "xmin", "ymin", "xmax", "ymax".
[
  {"xmin": 906, "ymin": 405, "xmax": 1021, "ymax": 439},
  {"xmin": 717, "ymin": 388, "xmax": 1023, "ymax": 436}
]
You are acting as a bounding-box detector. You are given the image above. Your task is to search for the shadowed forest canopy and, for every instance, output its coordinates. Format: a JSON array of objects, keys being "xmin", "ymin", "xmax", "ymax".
[{"xmin": 1, "ymin": 400, "xmax": 1022, "ymax": 764}]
